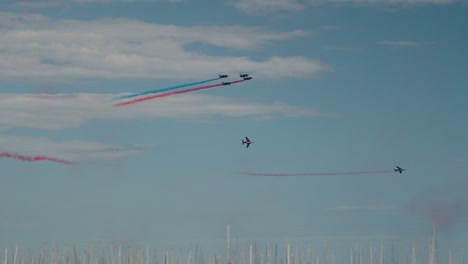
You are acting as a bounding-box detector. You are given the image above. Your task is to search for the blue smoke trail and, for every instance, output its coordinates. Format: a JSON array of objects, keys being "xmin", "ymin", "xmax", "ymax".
[{"xmin": 113, "ymin": 77, "xmax": 220, "ymax": 101}]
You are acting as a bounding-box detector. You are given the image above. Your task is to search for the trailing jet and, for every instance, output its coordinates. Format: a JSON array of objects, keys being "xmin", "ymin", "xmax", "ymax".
[
  {"xmin": 222, "ymin": 82, "xmax": 231, "ymax": 85},
  {"xmin": 394, "ymin": 166, "xmax": 406, "ymax": 173},
  {"xmin": 219, "ymin": 74, "xmax": 228, "ymax": 78},
  {"xmin": 242, "ymin": 137, "xmax": 254, "ymax": 148},
  {"xmin": 243, "ymin": 76, "xmax": 252, "ymax": 80},
  {"xmin": 239, "ymin": 73, "xmax": 249, "ymax": 78}
]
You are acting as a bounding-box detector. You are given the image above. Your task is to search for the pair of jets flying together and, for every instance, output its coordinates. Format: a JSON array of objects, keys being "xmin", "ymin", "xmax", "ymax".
[
  {"xmin": 241, "ymin": 137, "xmax": 406, "ymax": 174},
  {"xmin": 220, "ymin": 73, "xmax": 252, "ymax": 85}
]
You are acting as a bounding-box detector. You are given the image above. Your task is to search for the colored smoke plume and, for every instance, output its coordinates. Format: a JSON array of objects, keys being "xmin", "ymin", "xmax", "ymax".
[
  {"xmin": 114, "ymin": 79, "xmax": 244, "ymax": 107},
  {"xmin": 0, "ymin": 152, "xmax": 72, "ymax": 164}
]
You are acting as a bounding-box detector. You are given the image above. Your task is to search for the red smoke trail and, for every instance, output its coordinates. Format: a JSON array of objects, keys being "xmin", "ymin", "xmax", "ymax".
[
  {"xmin": 0, "ymin": 152, "xmax": 72, "ymax": 164},
  {"xmin": 113, "ymin": 79, "xmax": 245, "ymax": 107},
  {"xmin": 236, "ymin": 170, "xmax": 393, "ymax": 176}
]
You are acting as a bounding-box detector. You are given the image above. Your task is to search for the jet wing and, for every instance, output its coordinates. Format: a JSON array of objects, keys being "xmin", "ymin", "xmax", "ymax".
[
  {"xmin": 246, "ymin": 143, "xmax": 250, "ymax": 148},
  {"xmin": 245, "ymin": 137, "xmax": 250, "ymax": 141}
]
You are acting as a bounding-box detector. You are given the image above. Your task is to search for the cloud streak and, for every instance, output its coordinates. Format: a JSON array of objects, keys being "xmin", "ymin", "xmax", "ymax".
[
  {"xmin": 234, "ymin": 0, "xmax": 459, "ymax": 14},
  {"xmin": 16, "ymin": 0, "xmax": 182, "ymax": 8},
  {"xmin": 377, "ymin": 40, "xmax": 420, "ymax": 47},
  {"xmin": 0, "ymin": 12, "xmax": 327, "ymax": 82},
  {"xmin": 0, "ymin": 93, "xmax": 339, "ymax": 131},
  {"xmin": 327, "ymin": 205, "xmax": 398, "ymax": 211}
]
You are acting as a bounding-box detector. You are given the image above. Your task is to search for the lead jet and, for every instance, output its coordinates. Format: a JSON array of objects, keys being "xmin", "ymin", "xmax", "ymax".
[
  {"xmin": 242, "ymin": 137, "xmax": 254, "ymax": 148},
  {"xmin": 219, "ymin": 74, "xmax": 228, "ymax": 78},
  {"xmin": 394, "ymin": 166, "xmax": 406, "ymax": 173},
  {"xmin": 222, "ymin": 82, "xmax": 231, "ymax": 85},
  {"xmin": 243, "ymin": 76, "xmax": 252, "ymax": 80},
  {"xmin": 240, "ymin": 73, "xmax": 249, "ymax": 78}
]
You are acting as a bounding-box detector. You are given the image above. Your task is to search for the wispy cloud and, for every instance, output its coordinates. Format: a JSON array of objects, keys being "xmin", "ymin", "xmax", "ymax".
[
  {"xmin": 0, "ymin": 135, "xmax": 155, "ymax": 162},
  {"xmin": 376, "ymin": 40, "xmax": 420, "ymax": 47},
  {"xmin": 234, "ymin": 0, "xmax": 306, "ymax": 14},
  {"xmin": 315, "ymin": 0, "xmax": 456, "ymax": 3},
  {"xmin": 16, "ymin": 0, "xmax": 182, "ymax": 8},
  {"xmin": 322, "ymin": 45, "xmax": 361, "ymax": 52},
  {"xmin": 0, "ymin": 12, "xmax": 326, "ymax": 82},
  {"xmin": 16, "ymin": 1, "xmax": 63, "ymax": 8},
  {"xmin": 0, "ymin": 93, "xmax": 340, "ymax": 131},
  {"xmin": 327, "ymin": 205, "xmax": 398, "ymax": 211},
  {"xmin": 234, "ymin": 0, "xmax": 458, "ymax": 14}
]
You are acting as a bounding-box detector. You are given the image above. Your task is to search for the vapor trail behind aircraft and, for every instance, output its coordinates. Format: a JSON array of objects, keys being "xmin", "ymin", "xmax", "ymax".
[
  {"xmin": 112, "ymin": 77, "xmax": 221, "ymax": 101},
  {"xmin": 236, "ymin": 170, "xmax": 394, "ymax": 176},
  {"xmin": 113, "ymin": 79, "xmax": 245, "ymax": 107},
  {"xmin": 0, "ymin": 152, "xmax": 72, "ymax": 164}
]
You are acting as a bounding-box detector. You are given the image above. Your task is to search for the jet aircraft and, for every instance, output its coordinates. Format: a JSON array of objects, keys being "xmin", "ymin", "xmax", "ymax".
[
  {"xmin": 394, "ymin": 166, "xmax": 406, "ymax": 173},
  {"xmin": 240, "ymin": 73, "xmax": 249, "ymax": 78},
  {"xmin": 222, "ymin": 82, "xmax": 231, "ymax": 85},
  {"xmin": 219, "ymin": 74, "xmax": 228, "ymax": 78},
  {"xmin": 243, "ymin": 77, "xmax": 252, "ymax": 80},
  {"xmin": 242, "ymin": 137, "xmax": 254, "ymax": 148}
]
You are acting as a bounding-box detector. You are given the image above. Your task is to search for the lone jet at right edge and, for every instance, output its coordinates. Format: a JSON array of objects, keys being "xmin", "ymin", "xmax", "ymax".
[
  {"xmin": 394, "ymin": 166, "xmax": 406, "ymax": 173},
  {"xmin": 242, "ymin": 137, "xmax": 254, "ymax": 148}
]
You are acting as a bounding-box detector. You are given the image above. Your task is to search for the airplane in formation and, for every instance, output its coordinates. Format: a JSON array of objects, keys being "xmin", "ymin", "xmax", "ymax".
[
  {"xmin": 394, "ymin": 166, "xmax": 406, "ymax": 173},
  {"xmin": 242, "ymin": 137, "xmax": 254, "ymax": 148},
  {"xmin": 219, "ymin": 73, "xmax": 252, "ymax": 81},
  {"xmin": 240, "ymin": 74, "xmax": 252, "ymax": 80}
]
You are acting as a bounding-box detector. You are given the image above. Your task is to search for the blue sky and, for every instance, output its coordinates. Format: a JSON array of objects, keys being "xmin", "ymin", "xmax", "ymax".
[{"xmin": 0, "ymin": 0, "xmax": 467, "ymax": 260}]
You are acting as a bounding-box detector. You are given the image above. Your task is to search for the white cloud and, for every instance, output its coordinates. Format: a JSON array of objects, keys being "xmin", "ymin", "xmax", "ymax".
[
  {"xmin": 16, "ymin": 1, "xmax": 64, "ymax": 8},
  {"xmin": 234, "ymin": 0, "xmax": 458, "ymax": 14},
  {"xmin": 314, "ymin": 0, "xmax": 455, "ymax": 3},
  {"xmin": 0, "ymin": 12, "xmax": 325, "ymax": 82},
  {"xmin": 0, "ymin": 135, "xmax": 156, "ymax": 162},
  {"xmin": 0, "ymin": 92, "xmax": 340, "ymax": 131},
  {"xmin": 377, "ymin": 40, "xmax": 420, "ymax": 46},
  {"xmin": 72, "ymin": 0, "xmax": 183, "ymax": 2},
  {"xmin": 327, "ymin": 205, "xmax": 398, "ymax": 211},
  {"xmin": 234, "ymin": 0, "xmax": 306, "ymax": 13},
  {"xmin": 322, "ymin": 45, "xmax": 362, "ymax": 52},
  {"xmin": 16, "ymin": 0, "xmax": 182, "ymax": 7}
]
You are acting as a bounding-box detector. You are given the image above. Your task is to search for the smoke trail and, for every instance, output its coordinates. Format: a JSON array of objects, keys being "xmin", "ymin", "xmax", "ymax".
[
  {"xmin": 403, "ymin": 180, "xmax": 468, "ymax": 232},
  {"xmin": 113, "ymin": 77, "xmax": 221, "ymax": 101},
  {"xmin": 114, "ymin": 79, "xmax": 245, "ymax": 107},
  {"xmin": 0, "ymin": 78, "xmax": 244, "ymax": 132},
  {"xmin": 0, "ymin": 152, "xmax": 72, "ymax": 164},
  {"xmin": 235, "ymin": 170, "xmax": 394, "ymax": 176}
]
